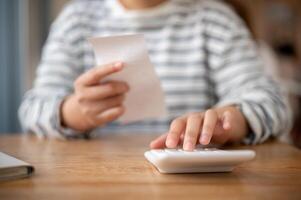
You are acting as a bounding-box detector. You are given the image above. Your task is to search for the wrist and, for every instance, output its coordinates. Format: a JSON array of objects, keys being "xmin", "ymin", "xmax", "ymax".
[
  {"xmin": 60, "ymin": 94, "xmax": 92, "ymax": 132},
  {"xmin": 229, "ymin": 104, "xmax": 249, "ymax": 142}
]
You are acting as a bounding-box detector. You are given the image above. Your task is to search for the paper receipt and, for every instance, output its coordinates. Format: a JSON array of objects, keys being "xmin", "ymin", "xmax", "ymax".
[{"xmin": 88, "ymin": 34, "xmax": 167, "ymax": 123}]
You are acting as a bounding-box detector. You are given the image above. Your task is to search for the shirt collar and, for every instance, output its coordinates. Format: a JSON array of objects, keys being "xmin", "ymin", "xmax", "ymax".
[{"xmin": 105, "ymin": 0, "xmax": 177, "ymax": 19}]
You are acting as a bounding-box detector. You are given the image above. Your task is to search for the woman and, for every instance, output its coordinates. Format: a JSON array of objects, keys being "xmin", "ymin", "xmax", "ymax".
[{"xmin": 19, "ymin": 0, "xmax": 292, "ymax": 151}]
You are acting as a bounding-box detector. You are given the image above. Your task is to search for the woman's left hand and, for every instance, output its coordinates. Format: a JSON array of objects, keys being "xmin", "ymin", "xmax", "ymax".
[{"xmin": 150, "ymin": 106, "xmax": 249, "ymax": 151}]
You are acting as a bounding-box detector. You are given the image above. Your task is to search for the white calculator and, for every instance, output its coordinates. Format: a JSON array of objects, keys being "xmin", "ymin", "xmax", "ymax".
[{"xmin": 144, "ymin": 148, "xmax": 255, "ymax": 173}]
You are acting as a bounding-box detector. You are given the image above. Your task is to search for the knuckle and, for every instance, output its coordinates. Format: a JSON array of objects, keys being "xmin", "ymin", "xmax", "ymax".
[
  {"xmin": 169, "ymin": 130, "xmax": 179, "ymax": 136},
  {"xmin": 190, "ymin": 113, "xmax": 199, "ymax": 118},
  {"xmin": 76, "ymin": 93, "xmax": 86, "ymax": 104},
  {"xmin": 188, "ymin": 113, "xmax": 201, "ymax": 120},
  {"xmin": 89, "ymin": 67, "xmax": 97, "ymax": 73},
  {"xmin": 225, "ymin": 109, "xmax": 234, "ymax": 116},
  {"xmin": 89, "ymin": 71, "xmax": 98, "ymax": 81},
  {"xmin": 107, "ymin": 83, "xmax": 116, "ymax": 92},
  {"xmin": 172, "ymin": 118, "xmax": 185, "ymax": 125},
  {"xmin": 86, "ymin": 69, "xmax": 97, "ymax": 80},
  {"xmin": 74, "ymin": 78, "xmax": 82, "ymax": 89}
]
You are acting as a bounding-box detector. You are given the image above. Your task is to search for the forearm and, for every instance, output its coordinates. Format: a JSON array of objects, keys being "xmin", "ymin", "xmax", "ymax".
[{"xmin": 19, "ymin": 91, "xmax": 67, "ymax": 138}]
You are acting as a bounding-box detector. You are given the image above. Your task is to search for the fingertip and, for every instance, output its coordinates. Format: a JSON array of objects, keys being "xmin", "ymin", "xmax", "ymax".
[
  {"xmin": 183, "ymin": 141, "xmax": 194, "ymax": 151},
  {"xmin": 114, "ymin": 105, "xmax": 125, "ymax": 117},
  {"xmin": 125, "ymin": 84, "xmax": 130, "ymax": 92},
  {"xmin": 120, "ymin": 104, "xmax": 125, "ymax": 110},
  {"xmin": 120, "ymin": 94, "xmax": 126, "ymax": 101},
  {"xmin": 150, "ymin": 140, "xmax": 164, "ymax": 149},
  {"xmin": 114, "ymin": 62, "xmax": 124, "ymax": 70},
  {"xmin": 200, "ymin": 140, "xmax": 209, "ymax": 146},
  {"xmin": 165, "ymin": 139, "xmax": 176, "ymax": 148},
  {"xmin": 149, "ymin": 133, "xmax": 168, "ymax": 149},
  {"xmin": 149, "ymin": 141, "xmax": 156, "ymax": 149},
  {"xmin": 200, "ymin": 134, "xmax": 210, "ymax": 145}
]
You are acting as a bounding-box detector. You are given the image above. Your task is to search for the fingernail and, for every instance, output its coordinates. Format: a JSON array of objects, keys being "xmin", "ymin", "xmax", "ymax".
[
  {"xmin": 200, "ymin": 134, "xmax": 209, "ymax": 145},
  {"xmin": 114, "ymin": 62, "xmax": 123, "ymax": 69},
  {"xmin": 184, "ymin": 141, "xmax": 194, "ymax": 151}
]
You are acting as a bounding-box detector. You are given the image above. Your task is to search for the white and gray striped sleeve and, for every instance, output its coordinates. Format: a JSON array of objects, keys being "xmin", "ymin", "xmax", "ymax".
[
  {"xmin": 204, "ymin": 4, "xmax": 293, "ymax": 144},
  {"xmin": 18, "ymin": 2, "xmax": 86, "ymax": 138}
]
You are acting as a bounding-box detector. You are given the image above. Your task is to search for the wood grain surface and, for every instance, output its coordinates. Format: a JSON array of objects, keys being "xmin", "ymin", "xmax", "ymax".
[{"xmin": 0, "ymin": 133, "xmax": 300, "ymax": 200}]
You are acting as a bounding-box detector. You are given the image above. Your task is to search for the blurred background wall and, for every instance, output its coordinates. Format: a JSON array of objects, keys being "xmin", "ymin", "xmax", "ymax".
[
  {"xmin": 0, "ymin": 0, "xmax": 28, "ymax": 133},
  {"xmin": 0, "ymin": 0, "xmax": 67, "ymax": 133},
  {"xmin": 0, "ymin": 0, "xmax": 300, "ymax": 146}
]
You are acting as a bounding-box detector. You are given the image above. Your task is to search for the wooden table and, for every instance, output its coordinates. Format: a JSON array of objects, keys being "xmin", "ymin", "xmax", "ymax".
[{"xmin": 0, "ymin": 133, "xmax": 301, "ymax": 200}]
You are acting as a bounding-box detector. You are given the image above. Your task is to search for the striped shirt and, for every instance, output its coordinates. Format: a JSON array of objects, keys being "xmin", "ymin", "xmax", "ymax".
[{"xmin": 19, "ymin": 0, "xmax": 292, "ymax": 144}]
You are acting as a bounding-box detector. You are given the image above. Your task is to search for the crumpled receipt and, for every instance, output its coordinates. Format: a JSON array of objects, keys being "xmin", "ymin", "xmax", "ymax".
[{"xmin": 88, "ymin": 34, "xmax": 167, "ymax": 123}]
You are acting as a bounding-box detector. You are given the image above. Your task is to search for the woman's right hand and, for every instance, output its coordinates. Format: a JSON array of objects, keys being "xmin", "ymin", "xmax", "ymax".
[{"xmin": 61, "ymin": 62, "xmax": 129, "ymax": 132}]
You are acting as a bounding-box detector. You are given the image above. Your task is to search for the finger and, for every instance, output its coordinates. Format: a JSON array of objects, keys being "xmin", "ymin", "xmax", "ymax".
[
  {"xmin": 200, "ymin": 109, "xmax": 218, "ymax": 145},
  {"xmin": 209, "ymin": 111, "xmax": 232, "ymax": 145},
  {"xmin": 77, "ymin": 81, "xmax": 129, "ymax": 101},
  {"xmin": 222, "ymin": 111, "xmax": 232, "ymax": 131},
  {"xmin": 183, "ymin": 114, "xmax": 202, "ymax": 151},
  {"xmin": 92, "ymin": 106, "xmax": 125, "ymax": 126},
  {"xmin": 166, "ymin": 117, "xmax": 186, "ymax": 148},
  {"xmin": 81, "ymin": 95, "xmax": 125, "ymax": 116},
  {"xmin": 76, "ymin": 62, "xmax": 124, "ymax": 86},
  {"xmin": 150, "ymin": 133, "xmax": 168, "ymax": 149}
]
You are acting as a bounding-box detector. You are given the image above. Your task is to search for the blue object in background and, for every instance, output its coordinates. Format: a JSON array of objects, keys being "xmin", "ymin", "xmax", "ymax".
[
  {"xmin": 0, "ymin": 0, "xmax": 50, "ymax": 134},
  {"xmin": 0, "ymin": 0, "xmax": 24, "ymax": 133}
]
